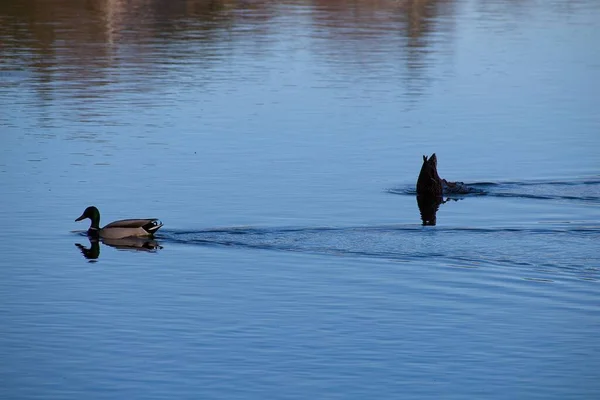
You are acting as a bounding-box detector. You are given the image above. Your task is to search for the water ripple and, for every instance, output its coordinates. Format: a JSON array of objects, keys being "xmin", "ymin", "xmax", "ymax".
[
  {"xmin": 157, "ymin": 223, "xmax": 600, "ymax": 281},
  {"xmin": 389, "ymin": 178, "xmax": 600, "ymax": 203}
]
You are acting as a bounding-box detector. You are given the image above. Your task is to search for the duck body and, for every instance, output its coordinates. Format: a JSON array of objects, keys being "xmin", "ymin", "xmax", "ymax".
[
  {"xmin": 416, "ymin": 153, "xmax": 443, "ymax": 198},
  {"xmin": 417, "ymin": 153, "xmax": 480, "ymax": 197},
  {"xmin": 75, "ymin": 206, "xmax": 163, "ymax": 239}
]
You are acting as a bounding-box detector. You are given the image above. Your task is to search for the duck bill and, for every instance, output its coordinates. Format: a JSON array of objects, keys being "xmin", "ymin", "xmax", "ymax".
[{"xmin": 75, "ymin": 214, "xmax": 86, "ymax": 222}]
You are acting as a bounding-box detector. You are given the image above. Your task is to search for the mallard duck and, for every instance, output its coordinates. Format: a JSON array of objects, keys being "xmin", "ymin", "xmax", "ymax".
[
  {"xmin": 416, "ymin": 154, "xmax": 484, "ymax": 197},
  {"xmin": 75, "ymin": 206, "xmax": 163, "ymax": 239},
  {"xmin": 416, "ymin": 153, "xmax": 443, "ymax": 198}
]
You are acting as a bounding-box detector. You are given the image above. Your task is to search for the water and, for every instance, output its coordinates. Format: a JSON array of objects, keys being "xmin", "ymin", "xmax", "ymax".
[{"xmin": 1, "ymin": 0, "xmax": 599, "ymax": 398}]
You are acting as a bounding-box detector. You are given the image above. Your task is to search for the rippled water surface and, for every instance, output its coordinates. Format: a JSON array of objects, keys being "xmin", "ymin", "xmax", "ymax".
[{"xmin": 1, "ymin": 1, "xmax": 599, "ymax": 399}]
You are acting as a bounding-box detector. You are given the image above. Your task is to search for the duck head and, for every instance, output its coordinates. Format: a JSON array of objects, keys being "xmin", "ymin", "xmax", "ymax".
[{"xmin": 76, "ymin": 206, "xmax": 101, "ymax": 230}]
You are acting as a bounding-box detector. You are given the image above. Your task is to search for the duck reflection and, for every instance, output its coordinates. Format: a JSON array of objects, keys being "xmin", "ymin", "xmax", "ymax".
[
  {"xmin": 416, "ymin": 196, "xmax": 461, "ymax": 226},
  {"xmin": 75, "ymin": 240, "xmax": 101, "ymax": 260},
  {"xmin": 75, "ymin": 237, "xmax": 162, "ymax": 260},
  {"xmin": 416, "ymin": 195, "xmax": 442, "ymax": 226}
]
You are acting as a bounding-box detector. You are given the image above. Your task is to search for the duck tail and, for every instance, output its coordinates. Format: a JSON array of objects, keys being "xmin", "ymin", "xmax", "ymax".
[{"xmin": 143, "ymin": 219, "xmax": 163, "ymax": 233}]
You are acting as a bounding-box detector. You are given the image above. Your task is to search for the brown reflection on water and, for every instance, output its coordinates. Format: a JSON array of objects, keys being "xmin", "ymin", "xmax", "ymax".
[
  {"xmin": 0, "ymin": 1, "xmax": 284, "ymax": 103},
  {"xmin": 0, "ymin": 0, "xmax": 455, "ymax": 80},
  {"xmin": 309, "ymin": 0, "xmax": 456, "ymax": 94},
  {"xmin": 311, "ymin": 0, "xmax": 455, "ymax": 47},
  {"xmin": 0, "ymin": 0, "xmax": 467, "ymax": 135}
]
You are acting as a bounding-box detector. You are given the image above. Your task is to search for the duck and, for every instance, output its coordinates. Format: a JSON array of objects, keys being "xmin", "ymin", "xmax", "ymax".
[
  {"xmin": 416, "ymin": 153, "xmax": 444, "ymax": 198},
  {"xmin": 416, "ymin": 153, "xmax": 484, "ymax": 197},
  {"xmin": 75, "ymin": 206, "xmax": 163, "ymax": 239}
]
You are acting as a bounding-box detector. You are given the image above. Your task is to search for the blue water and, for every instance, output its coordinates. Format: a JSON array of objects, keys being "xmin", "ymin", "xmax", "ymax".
[{"xmin": 1, "ymin": 0, "xmax": 599, "ymax": 398}]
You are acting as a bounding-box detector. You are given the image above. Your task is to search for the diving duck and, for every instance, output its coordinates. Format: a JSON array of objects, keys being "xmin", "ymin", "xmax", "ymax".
[
  {"xmin": 416, "ymin": 153, "xmax": 444, "ymax": 198},
  {"xmin": 416, "ymin": 153, "xmax": 481, "ymax": 197},
  {"xmin": 75, "ymin": 206, "xmax": 163, "ymax": 239}
]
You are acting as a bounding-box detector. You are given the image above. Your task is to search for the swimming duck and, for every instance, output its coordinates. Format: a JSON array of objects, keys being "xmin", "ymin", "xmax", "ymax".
[{"xmin": 75, "ymin": 206, "xmax": 163, "ymax": 239}]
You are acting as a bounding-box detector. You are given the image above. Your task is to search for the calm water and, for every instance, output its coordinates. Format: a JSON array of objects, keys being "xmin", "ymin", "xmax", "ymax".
[{"xmin": 1, "ymin": 0, "xmax": 599, "ymax": 398}]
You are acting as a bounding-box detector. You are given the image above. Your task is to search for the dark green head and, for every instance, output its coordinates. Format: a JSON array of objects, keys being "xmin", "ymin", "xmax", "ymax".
[{"xmin": 75, "ymin": 206, "xmax": 101, "ymax": 230}]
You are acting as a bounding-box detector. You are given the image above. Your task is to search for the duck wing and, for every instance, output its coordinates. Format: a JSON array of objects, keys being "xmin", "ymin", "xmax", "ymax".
[{"xmin": 103, "ymin": 218, "xmax": 163, "ymax": 233}]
